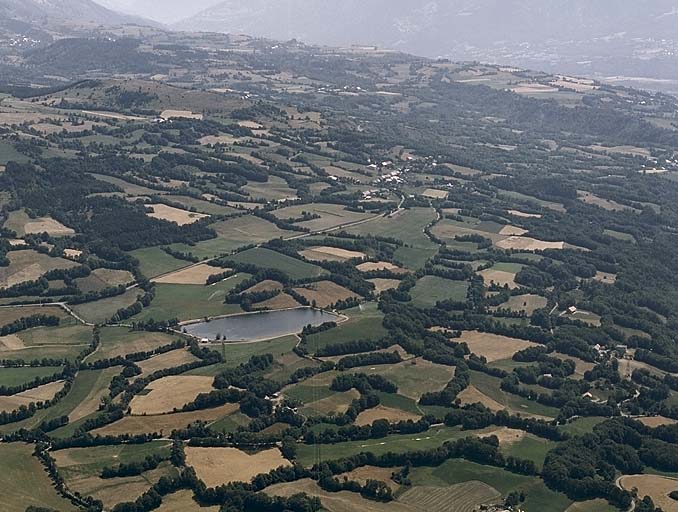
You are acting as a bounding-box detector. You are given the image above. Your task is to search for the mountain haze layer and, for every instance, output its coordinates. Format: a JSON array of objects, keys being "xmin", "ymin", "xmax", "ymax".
[{"xmin": 0, "ymin": 0, "xmax": 147, "ymax": 26}]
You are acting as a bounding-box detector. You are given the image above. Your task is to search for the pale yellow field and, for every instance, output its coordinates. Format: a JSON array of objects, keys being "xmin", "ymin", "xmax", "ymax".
[
  {"xmin": 499, "ymin": 225, "xmax": 528, "ymax": 236},
  {"xmin": 495, "ymin": 236, "xmax": 565, "ymax": 251},
  {"xmin": 593, "ymin": 271, "xmax": 617, "ymax": 284},
  {"xmin": 0, "ymin": 250, "xmax": 78, "ymax": 288},
  {"xmin": 368, "ymin": 278, "xmax": 401, "ymax": 293},
  {"xmin": 478, "ymin": 269, "xmax": 519, "ymax": 289},
  {"xmin": 154, "ymin": 264, "xmax": 223, "ymax": 285},
  {"xmin": 146, "ymin": 204, "xmax": 209, "ymax": 226},
  {"xmin": 301, "ymin": 389, "xmax": 361, "ymax": 416},
  {"xmin": 578, "ymin": 191, "xmax": 634, "ymax": 212},
  {"xmin": 19, "ymin": 216, "xmax": 74, "ymax": 236},
  {"xmin": 458, "ymin": 385, "xmax": 505, "ymax": 412},
  {"xmin": 357, "ymin": 261, "xmax": 407, "ymax": 273},
  {"xmin": 242, "ymin": 280, "xmax": 284, "ymax": 294},
  {"xmin": 355, "ymin": 405, "xmax": 421, "ymax": 426},
  {"xmin": 253, "ymin": 292, "xmax": 300, "ymax": 310},
  {"xmin": 63, "ymin": 248, "xmax": 83, "ymax": 259},
  {"xmin": 93, "ymin": 403, "xmax": 239, "ymax": 436},
  {"xmin": 512, "ymin": 83, "xmax": 558, "ymax": 94},
  {"xmin": 457, "ymin": 331, "xmax": 539, "ymax": 362},
  {"xmin": 129, "ymin": 376, "xmax": 214, "ymax": 415},
  {"xmin": 0, "ymin": 334, "xmax": 25, "ymax": 350},
  {"xmin": 135, "ymin": 349, "xmax": 199, "ymax": 377},
  {"xmin": 0, "ymin": 380, "xmax": 64, "ymax": 412},
  {"xmin": 637, "ymin": 416, "xmax": 678, "ymax": 428},
  {"xmin": 620, "ymin": 475, "xmax": 678, "ymax": 512},
  {"xmin": 156, "ymin": 490, "xmax": 219, "ymax": 511},
  {"xmin": 299, "ymin": 246, "xmax": 366, "ymax": 262},
  {"xmin": 186, "ymin": 447, "xmax": 291, "ymax": 487},
  {"xmin": 292, "ymin": 281, "xmax": 359, "ymax": 308},
  {"xmin": 422, "ymin": 188, "xmax": 449, "ymax": 199},
  {"xmin": 508, "ymin": 209, "xmax": 542, "ymax": 219},
  {"xmin": 338, "ymin": 466, "xmax": 400, "ymax": 491}
]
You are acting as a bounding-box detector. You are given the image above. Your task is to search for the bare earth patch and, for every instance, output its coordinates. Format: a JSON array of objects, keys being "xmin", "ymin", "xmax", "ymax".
[
  {"xmin": 0, "ymin": 334, "xmax": 25, "ymax": 350},
  {"xmin": 355, "ymin": 405, "xmax": 421, "ymax": 426},
  {"xmin": 0, "ymin": 380, "xmax": 64, "ymax": 412},
  {"xmin": 154, "ymin": 264, "xmax": 223, "ymax": 285},
  {"xmin": 129, "ymin": 376, "xmax": 214, "ymax": 415},
  {"xmin": 93, "ymin": 403, "xmax": 239, "ymax": 436},
  {"xmin": 357, "ymin": 261, "xmax": 407, "ymax": 273},
  {"xmin": 457, "ymin": 331, "xmax": 539, "ymax": 362},
  {"xmin": 592, "ymin": 271, "xmax": 617, "ymax": 284},
  {"xmin": 620, "ymin": 475, "xmax": 678, "ymax": 512},
  {"xmin": 292, "ymin": 281, "xmax": 359, "ymax": 308},
  {"xmin": 637, "ymin": 416, "xmax": 678, "ymax": 428},
  {"xmin": 300, "ymin": 246, "xmax": 366, "ymax": 262},
  {"xmin": 146, "ymin": 204, "xmax": 210, "ymax": 226},
  {"xmin": 478, "ymin": 269, "xmax": 519, "ymax": 289},
  {"xmin": 186, "ymin": 447, "xmax": 290, "ymax": 487},
  {"xmin": 495, "ymin": 236, "xmax": 566, "ymax": 251}
]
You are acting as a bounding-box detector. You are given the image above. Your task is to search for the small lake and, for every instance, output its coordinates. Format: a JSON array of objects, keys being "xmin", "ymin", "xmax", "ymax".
[{"xmin": 181, "ymin": 308, "xmax": 339, "ymax": 342}]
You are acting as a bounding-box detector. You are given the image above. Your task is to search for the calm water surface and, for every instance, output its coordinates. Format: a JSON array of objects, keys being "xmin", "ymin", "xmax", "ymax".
[{"xmin": 182, "ymin": 308, "xmax": 338, "ymax": 342}]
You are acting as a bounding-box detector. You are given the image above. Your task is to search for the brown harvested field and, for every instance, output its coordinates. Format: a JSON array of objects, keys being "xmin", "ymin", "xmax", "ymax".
[
  {"xmin": 292, "ymin": 281, "xmax": 359, "ymax": 308},
  {"xmin": 620, "ymin": 475, "xmax": 678, "ymax": 512},
  {"xmin": 458, "ymin": 331, "xmax": 539, "ymax": 362},
  {"xmin": 551, "ymin": 77, "xmax": 598, "ymax": 92},
  {"xmin": 0, "ymin": 250, "xmax": 78, "ymax": 288},
  {"xmin": 355, "ymin": 405, "xmax": 421, "ymax": 426},
  {"xmin": 368, "ymin": 278, "xmax": 401, "ymax": 293},
  {"xmin": 4, "ymin": 210, "xmax": 75, "ymax": 236},
  {"xmin": 422, "ymin": 188, "xmax": 449, "ymax": 199},
  {"xmin": 267, "ymin": 479, "xmax": 417, "ymax": 512},
  {"xmin": 76, "ymin": 268, "xmax": 134, "ymax": 292},
  {"xmin": 299, "ymin": 246, "xmax": 366, "ymax": 262},
  {"xmin": 0, "ymin": 334, "xmax": 25, "ymax": 350},
  {"xmin": 302, "ymin": 389, "xmax": 361, "ymax": 416},
  {"xmin": 136, "ymin": 349, "xmax": 199, "ymax": 377},
  {"xmin": 338, "ymin": 466, "xmax": 399, "ymax": 491},
  {"xmin": 242, "ymin": 280, "xmax": 284, "ymax": 294},
  {"xmin": 0, "ymin": 380, "xmax": 64, "ymax": 412},
  {"xmin": 593, "ymin": 271, "xmax": 617, "ymax": 284},
  {"xmin": 458, "ymin": 385, "xmax": 505, "ymax": 412},
  {"xmin": 499, "ymin": 225, "xmax": 528, "ymax": 236},
  {"xmin": 93, "ymin": 403, "xmax": 239, "ymax": 436},
  {"xmin": 96, "ymin": 329, "xmax": 177, "ymax": 360},
  {"xmin": 508, "ymin": 209, "xmax": 542, "ymax": 219},
  {"xmin": 129, "ymin": 375, "xmax": 214, "ymax": 415},
  {"xmin": 577, "ymin": 191, "xmax": 636, "ymax": 213},
  {"xmin": 154, "ymin": 264, "xmax": 222, "ymax": 285},
  {"xmin": 146, "ymin": 204, "xmax": 210, "ymax": 226},
  {"xmin": 0, "ymin": 305, "xmax": 69, "ymax": 325},
  {"xmin": 399, "ymin": 482, "xmax": 502, "ymax": 512},
  {"xmin": 254, "ymin": 293, "xmax": 301, "ymax": 310},
  {"xmin": 495, "ymin": 236, "xmax": 565, "ymax": 251},
  {"xmin": 512, "ymin": 83, "xmax": 559, "ymax": 94},
  {"xmin": 357, "ymin": 261, "xmax": 407, "ymax": 273},
  {"xmin": 589, "ymin": 144, "xmax": 652, "ymax": 158},
  {"xmin": 156, "ymin": 490, "xmax": 219, "ymax": 511},
  {"xmin": 637, "ymin": 416, "xmax": 678, "ymax": 428},
  {"xmin": 478, "ymin": 269, "xmax": 520, "ymax": 289},
  {"xmin": 186, "ymin": 447, "xmax": 291, "ymax": 487},
  {"xmin": 483, "ymin": 427, "xmax": 526, "ymax": 447},
  {"xmin": 494, "ymin": 294, "xmax": 547, "ymax": 315}
]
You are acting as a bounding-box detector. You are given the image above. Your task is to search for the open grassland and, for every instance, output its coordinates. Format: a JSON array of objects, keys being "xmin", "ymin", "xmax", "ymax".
[
  {"xmin": 4, "ymin": 209, "xmax": 75, "ymax": 236},
  {"xmin": 338, "ymin": 465, "xmax": 400, "ymax": 490},
  {"xmin": 133, "ymin": 276, "xmax": 248, "ymax": 323},
  {"xmin": 495, "ymin": 294, "xmax": 547, "ymax": 314},
  {"xmin": 410, "ymin": 276, "xmax": 469, "ymax": 307},
  {"xmin": 0, "ymin": 365, "xmax": 62, "ymax": 386},
  {"xmin": 479, "ymin": 267, "xmax": 522, "ymax": 290},
  {"xmin": 0, "ymin": 380, "xmax": 64, "ymax": 412},
  {"xmin": 355, "ymin": 405, "xmax": 421, "ymax": 426},
  {"xmin": 410, "ymin": 458, "xmax": 573, "ymax": 512},
  {"xmin": 0, "ymin": 323, "xmax": 92, "ymax": 362},
  {"xmin": 95, "ymin": 328, "xmax": 177, "ymax": 361},
  {"xmin": 470, "ymin": 370, "xmax": 559, "ymax": 419},
  {"xmin": 76, "ymin": 268, "xmax": 135, "ymax": 293},
  {"xmin": 136, "ymin": 348, "xmax": 199, "ymax": 376},
  {"xmin": 90, "ymin": 173, "xmax": 162, "ymax": 196},
  {"xmin": 620, "ymin": 475, "xmax": 678, "ymax": 512},
  {"xmin": 304, "ymin": 303, "xmax": 386, "ymax": 353},
  {"xmin": 267, "ymin": 478, "xmax": 417, "ymax": 512},
  {"xmin": 129, "ymin": 246, "xmax": 187, "ymax": 278},
  {"xmin": 0, "ymin": 250, "xmax": 78, "ymax": 288},
  {"xmin": 368, "ymin": 278, "xmax": 401, "ymax": 293},
  {"xmin": 168, "ymin": 215, "xmax": 295, "ymax": 260},
  {"xmin": 54, "ymin": 443, "xmax": 176, "ymax": 509},
  {"xmin": 292, "ymin": 281, "xmax": 359, "ymax": 308},
  {"xmin": 129, "ymin": 375, "xmax": 214, "ymax": 415},
  {"xmin": 502, "ymin": 434, "xmax": 557, "ymax": 470},
  {"xmin": 357, "ymin": 261, "xmax": 408, "ymax": 273},
  {"xmin": 229, "ymin": 247, "xmax": 326, "ymax": 280},
  {"xmin": 565, "ymin": 500, "xmax": 618, "ymax": 512},
  {"xmin": 399, "ymin": 482, "xmax": 501, "ymax": 512},
  {"xmin": 94, "ymin": 403, "xmax": 239, "ymax": 437},
  {"xmin": 299, "ymin": 246, "xmax": 366, "ymax": 262},
  {"xmin": 72, "ymin": 288, "xmax": 142, "ymax": 324},
  {"xmin": 153, "ymin": 263, "xmax": 224, "ymax": 285},
  {"xmin": 164, "ymin": 195, "xmax": 238, "ymax": 216},
  {"xmin": 496, "ymin": 236, "xmax": 566, "ymax": 251},
  {"xmin": 66, "ymin": 367, "xmax": 122, "ymax": 424},
  {"xmin": 457, "ymin": 331, "xmax": 539, "ymax": 362},
  {"xmin": 298, "ymin": 388, "xmax": 361, "ymax": 416},
  {"xmin": 0, "ymin": 305, "xmax": 70, "ymax": 325},
  {"xmin": 273, "ymin": 203, "xmax": 373, "ymax": 231},
  {"xmin": 156, "ymin": 490, "xmax": 220, "ymax": 511},
  {"xmin": 186, "ymin": 447, "xmax": 290, "ymax": 487},
  {"xmin": 254, "ymin": 292, "xmax": 301, "ymax": 310},
  {"xmin": 243, "ymin": 175, "xmax": 297, "ymax": 201},
  {"xmin": 146, "ymin": 203, "xmax": 210, "ymax": 225},
  {"xmin": 0, "ymin": 141, "xmax": 29, "ymax": 164},
  {"xmin": 345, "ymin": 207, "xmax": 439, "ymax": 269},
  {"xmin": 348, "ymin": 358, "xmax": 455, "ymax": 400},
  {"xmin": 0, "ymin": 443, "xmax": 77, "ymax": 512}
]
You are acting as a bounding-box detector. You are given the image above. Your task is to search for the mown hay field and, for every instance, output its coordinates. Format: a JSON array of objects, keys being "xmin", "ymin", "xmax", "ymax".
[
  {"xmin": 0, "ymin": 250, "xmax": 78, "ymax": 288},
  {"xmin": 129, "ymin": 375, "xmax": 214, "ymax": 415}
]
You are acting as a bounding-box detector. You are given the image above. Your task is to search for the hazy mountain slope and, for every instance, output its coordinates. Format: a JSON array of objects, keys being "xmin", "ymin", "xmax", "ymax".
[
  {"xmin": 94, "ymin": 0, "xmax": 223, "ymax": 24},
  {"xmin": 174, "ymin": 0, "xmax": 678, "ymax": 89},
  {"xmin": 0, "ymin": 0, "xmax": 150, "ymax": 26}
]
